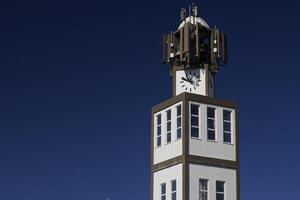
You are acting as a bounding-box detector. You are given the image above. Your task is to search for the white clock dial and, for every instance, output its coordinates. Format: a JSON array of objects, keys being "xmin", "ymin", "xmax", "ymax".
[
  {"xmin": 179, "ymin": 70, "xmax": 201, "ymax": 92},
  {"xmin": 176, "ymin": 68, "xmax": 205, "ymax": 95}
]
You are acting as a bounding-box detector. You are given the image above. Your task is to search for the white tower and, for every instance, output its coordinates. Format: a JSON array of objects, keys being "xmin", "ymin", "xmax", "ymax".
[{"xmin": 151, "ymin": 5, "xmax": 239, "ymax": 200}]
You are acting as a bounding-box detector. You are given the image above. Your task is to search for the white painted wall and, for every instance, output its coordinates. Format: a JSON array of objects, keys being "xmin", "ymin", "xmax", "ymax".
[
  {"xmin": 189, "ymin": 102, "xmax": 236, "ymax": 161},
  {"xmin": 154, "ymin": 102, "xmax": 183, "ymax": 164},
  {"xmin": 189, "ymin": 164, "xmax": 237, "ymax": 200},
  {"xmin": 154, "ymin": 164, "xmax": 182, "ymax": 200}
]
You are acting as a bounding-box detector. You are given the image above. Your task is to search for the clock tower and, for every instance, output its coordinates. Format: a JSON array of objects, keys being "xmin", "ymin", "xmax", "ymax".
[{"xmin": 151, "ymin": 5, "xmax": 239, "ymax": 200}]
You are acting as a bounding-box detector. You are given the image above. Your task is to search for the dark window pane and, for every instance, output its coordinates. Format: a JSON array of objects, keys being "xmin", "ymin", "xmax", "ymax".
[
  {"xmin": 200, "ymin": 179, "xmax": 208, "ymax": 190},
  {"xmin": 157, "ymin": 114, "xmax": 161, "ymax": 125},
  {"xmin": 172, "ymin": 180, "xmax": 176, "ymax": 191},
  {"xmin": 223, "ymin": 121, "xmax": 231, "ymax": 132},
  {"xmin": 177, "ymin": 128, "xmax": 182, "ymax": 139},
  {"xmin": 161, "ymin": 184, "xmax": 166, "ymax": 194},
  {"xmin": 177, "ymin": 117, "xmax": 181, "ymax": 127},
  {"xmin": 224, "ymin": 132, "xmax": 231, "ymax": 143},
  {"xmin": 157, "ymin": 137, "xmax": 161, "ymax": 147},
  {"xmin": 191, "ymin": 116, "xmax": 199, "ymax": 126},
  {"xmin": 162, "ymin": 196, "xmax": 166, "ymax": 200},
  {"xmin": 207, "ymin": 107, "xmax": 215, "ymax": 118},
  {"xmin": 172, "ymin": 193, "xmax": 176, "ymax": 200},
  {"xmin": 191, "ymin": 127, "xmax": 199, "ymax": 138},
  {"xmin": 223, "ymin": 110, "xmax": 231, "ymax": 121},
  {"xmin": 167, "ymin": 132, "xmax": 171, "ymax": 143},
  {"xmin": 216, "ymin": 181, "xmax": 224, "ymax": 192},
  {"xmin": 208, "ymin": 130, "xmax": 215, "ymax": 140},
  {"xmin": 167, "ymin": 110, "xmax": 171, "ymax": 120},
  {"xmin": 216, "ymin": 193, "xmax": 224, "ymax": 200},
  {"xmin": 157, "ymin": 126, "xmax": 161, "ymax": 136},
  {"xmin": 177, "ymin": 105, "xmax": 181, "ymax": 117},
  {"xmin": 200, "ymin": 192, "xmax": 208, "ymax": 200},
  {"xmin": 191, "ymin": 104, "xmax": 199, "ymax": 115},
  {"xmin": 167, "ymin": 121, "xmax": 171, "ymax": 131},
  {"xmin": 207, "ymin": 119, "xmax": 215, "ymax": 129}
]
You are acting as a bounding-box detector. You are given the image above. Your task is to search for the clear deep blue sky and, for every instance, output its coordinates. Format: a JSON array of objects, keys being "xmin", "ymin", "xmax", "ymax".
[{"xmin": 1, "ymin": 0, "xmax": 300, "ymax": 199}]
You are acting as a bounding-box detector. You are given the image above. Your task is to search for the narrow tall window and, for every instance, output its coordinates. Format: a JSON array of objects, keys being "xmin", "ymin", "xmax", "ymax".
[
  {"xmin": 171, "ymin": 180, "xmax": 177, "ymax": 200},
  {"xmin": 199, "ymin": 179, "xmax": 208, "ymax": 200},
  {"xmin": 176, "ymin": 105, "xmax": 182, "ymax": 139},
  {"xmin": 216, "ymin": 181, "xmax": 225, "ymax": 200},
  {"xmin": 207, "ymin": 107, "xmax": 216, "ymax": 141},
  {"xmin": 156, "ymin": 114, "xmax": 162, "ymax": 147},
  {"xmin": 223, "ymin": 110, "xmax": 232, "ymax": 144},
  {"xmin": 166, "ymin": 109, "xmax": 172, "ymax": 143},
  {"xmin": 161, "ymin": 183, "xmax": 166, "ymax": 200},
  {"xmin": 191, "ymin": 104, "xmax": 200, "ymax": 138}
]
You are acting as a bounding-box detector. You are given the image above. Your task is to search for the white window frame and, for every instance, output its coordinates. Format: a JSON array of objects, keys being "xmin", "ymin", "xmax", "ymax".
[
  {"xmin": 156, "ymin": 114, "xmax": 162, "ymax": 148},
  {"xmin": 199, "ymin": 179, "xmax": 208, "ymax": 200},
  {"xmin": 161, "ymin": 183, "xmax": 166, "ymax": 200},
  {"xmin": 171, "ymin": 179, "xmax": 176, "ymax": 200},
  {"xmin": 176, "ymin": 105, "xmax": 182, "ymax": 140},
  {"xmin": 216, "ymin": 181, "xmax": 225, "ymax": 200},
  {"xmin": 190, "ymin": 103, "xmax": 201, "ymax": 139},
  {"xmin": 166, "ymin": 109, "xmax": 172, "ymax": 144},
  {"xmin": 223, "ymin": 109, "xmax": 232, "ymax": 144},
  {"xmin": 207, "ymin": 107, "xmax": 216, "ymax": 141}
]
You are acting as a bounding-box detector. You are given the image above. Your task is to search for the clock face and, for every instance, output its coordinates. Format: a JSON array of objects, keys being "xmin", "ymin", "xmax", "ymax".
[{"xmin": 176, "ymin": 69, "xmax": 204, "ymax": 94}]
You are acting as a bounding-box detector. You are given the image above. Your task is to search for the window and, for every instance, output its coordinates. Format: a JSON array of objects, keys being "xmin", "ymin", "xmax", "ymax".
[
  {"xmin": 156, "ymin": 114, "xmax": 162, "ymax": 147},
  {"xmin": 216, "ymin": 181, "xmax": 225, "ymax": 200},
  {"xmin": 176, "ymin": 105, "xmax": 182, "ymax": 139},
  {"xmin": 171, "ymin": 180, "xmax": 176, "ymax": 200},
  {"xmin": 199, "ymin": 179, "xmax": 208, "ymax": 200},
  {"xmin": 223, "ymin": 110, "xmax": 232, "ymax": 144},
  {"xmin": 190, "ymin": 104, "xmax": 200, "ymax": 138},
  {"xmin": 166, "ymin": 110, "xmax": 172, "ymax": 143},
  {"xmin": 161, "ymin": 183, "xmax": 166, "ymax": 200},
  {"xmin": 207, "ymin": 107, "xmax": 216, "ymax": 141}
]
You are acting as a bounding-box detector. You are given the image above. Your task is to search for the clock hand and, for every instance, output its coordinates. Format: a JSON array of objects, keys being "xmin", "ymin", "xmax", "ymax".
[{"xmin": 181, "ymin": 77, "xmax": 193, "ymax": 84}]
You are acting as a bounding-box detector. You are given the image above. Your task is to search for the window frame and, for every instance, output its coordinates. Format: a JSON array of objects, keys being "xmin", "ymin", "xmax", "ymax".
[
  {"xmin": 176, "ymin": 105, "xmax": 182, "ymax": 140},
  {"xmin": 216, "ymin": 181, "xmax": 225, "ymax": 200},
  {"xmin": 166, "ymin": 109, "xmax": 172, "ymax": 144},
  {"xmin": 190, "ymin": 103, "xmax": 201, "ymax": 139},
  {"xmin": 223, "ymin": 109, "xmax": 233, "ymax": 144},
  {"xmin": 171, "ymin": 179, "xmax": 176, "ymax": 200},
  {"xmin": 156, "ymin": 114, "xmax": 162, "ymax": 148},
  {"xmin": 161, "ymin": 182, "xmax": 166, "ymax": 200},
  {"xmin": 207, "ymin": 107, "xmax": 216, "ymax": 141},
  {"xmin": 199, "ymin": 178, "xmax": 208, "ymax": 200}
]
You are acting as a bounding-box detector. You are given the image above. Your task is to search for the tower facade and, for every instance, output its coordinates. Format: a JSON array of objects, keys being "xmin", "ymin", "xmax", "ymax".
[{"xmin": 151, "ymin": 5, "xmax": 239, "ymax": 200}]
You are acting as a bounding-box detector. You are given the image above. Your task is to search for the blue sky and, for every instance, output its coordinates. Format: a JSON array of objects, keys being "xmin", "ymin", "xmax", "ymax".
[{"xmin": 0, "ymin": 0, "xmax": 300, "ymax": 199}]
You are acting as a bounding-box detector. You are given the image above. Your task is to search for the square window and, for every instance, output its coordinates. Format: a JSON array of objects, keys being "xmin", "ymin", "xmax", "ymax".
[
  {"xmin": 224, "ymin": 132, "xmax": 231, "ymax": 143},
  {"xmin": 223, "ymin": 121, "xmax": 231, "ymax": 132},
  {"xmin": 167, "ymin": 132, "xmax": 171, "ymax": 143},
  {"xmin": 167, "ymin": 110, "xmax": 171, "ymax": 121},
  {"xmin": 207, "ymin": 119, "xmax": 215, "ymax": 129},
  {"xmin": 177, "ymin": 128, "xmax": 182, "ymax": 139},
  {"xmin": 167, "ymin": 121, "xmax": 171, "ymax": 132},
  {"xmin": 207, "ymin": 107, "xmax": 215, "ymax": 118},
  {"xmin": 216, "ymin": 193, "xmax": 224, "ymax": 200},
  {"xmin": 191, "ymin": 116, "xmax": 199, "ymax": 126},
  {"xmin": 176, "ymin": 105, "xmax": 181, "ymax": 117},
  {"xmin": 191, "ymin": 104, "xmax": 199, "ymax": 115},
  {"xmin": 177, "ymin": 117, "xmax": 181, "ymax": 127},
  {"xmin": 157, "ymin": 137, "xmax": 161, "ymax": 147},
  {"xmin": 157, "ymin": 114, "xmax": 162, "ymax": 125},
  {"xmin": 223, "ymin": 110, "xmax": 231, "ymax": 121},
  {"xmin": 157, "ymin": 126, "xmax": 161, "ymax": 136},
  {"xmin": 208, "ymin": 130, "xmax": 215, "ymax": 140},
  {"xmin": 216, "ymin": 181, "xmax": 224, "ymax": 192},
  {"xmin": 191, "ymin": 127, "xmax": 199, "ymax": 138}
]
